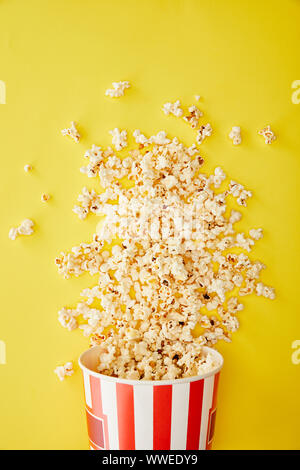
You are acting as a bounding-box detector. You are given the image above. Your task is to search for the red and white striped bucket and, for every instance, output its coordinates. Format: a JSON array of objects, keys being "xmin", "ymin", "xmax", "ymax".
[{"xmin": 79, "ymin": 346, "xmax": 223, "ymax": 450}]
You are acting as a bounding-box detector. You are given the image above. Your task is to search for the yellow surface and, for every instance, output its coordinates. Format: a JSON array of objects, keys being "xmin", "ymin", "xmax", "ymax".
[{"xmin": 0, "ymin": 0, "xmax": 300, "ymax": 450}]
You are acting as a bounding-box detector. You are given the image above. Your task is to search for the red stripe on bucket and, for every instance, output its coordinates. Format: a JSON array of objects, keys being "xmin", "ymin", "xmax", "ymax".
[
  {"xmin": 116, "ymin": 383, "xmax": 135, "ymax": 450},
  {"xmin": 153, "ymin": 385, "xmax": 172, "ymax": 450},
  {"xmin": 90, "ymin": 375, "xmax": 103, "ymax": 417},
  {"xmin": 186, "ymin": 379, "xmax": 204, "ymax": 449}
]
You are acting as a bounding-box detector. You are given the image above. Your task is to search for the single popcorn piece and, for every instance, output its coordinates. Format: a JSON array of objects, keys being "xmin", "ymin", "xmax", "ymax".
[
  {"xmin": 184, "ymin": 105, "xmax": 203, "ymax": 129},
  {"xmin": 133, "ymin": 129, "xmax": 149, "ymax": 146},
  {"xmin": 162, "ymin": 100, "xmax": 183, "ymax": 117},
  {"xmin": 256, "ymin": 282, "xmax": 276, "ymax": 300},
  {"xmin": 54, "ymin": 362, "xmax": 74, "ymax": 381},
  {"xmin": 197, "ymin": 124, "xmax": 212, "ymax": 144},
  {"xmin": 258, "ymin": 125, "xmax": 276, "ymax": 145},
  {"xmin": 9, "ymin": 219, "xmax": 34, "ymax": 240},
  {"xmin": 229, "ymin": 126, "xmax": 242, "ymax": 145},
  {"xmin": 109, "ymin": 128, "xmax": 127, "ymax": 151},
  {"xmin": 105, "ymin": 81, "xmax": 130, "ymax": 98},
  {"xmin": 195, "ymin": 95, "xmax": 201, "ymax": 101},
  {"xmin": 149, "ymin": 131, "xmax": 171, "ymax": 145},
  {"xmin": 249, "ymin": 228, "xmax": 263, "ymax": 240},
  {"xmin": 24, "ymin": 164, "xmax": 32, "ymax": 172},
  {"xmin": 41, "ymin": 193, "xmax": 51, "ymax": 202},
  {"xmin": 229, "ymin": 181, "xmax": 252, "ymax": 206},
  {"xmin": 8, "ymin": 227, "xmax": 18, "ymax": 241},
  {"xmin": 61, "ymin": 121, "xmax": 80, "ymax": 143}
]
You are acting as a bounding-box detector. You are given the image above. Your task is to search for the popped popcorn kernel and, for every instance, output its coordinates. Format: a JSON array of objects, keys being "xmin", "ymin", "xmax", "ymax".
[
  {"xmin": 184, "ymin": 105, "xmax": 203, "ymax": 129},
  {"xmin": 105, "ymin": 81, "xmax": 130, "ymax": 98},
  {"xmin": 54, "ymin": 362, "xmax": 74, "ymax": 381},
  {"xmin": 9, "ymin": 219, "xmax": 34, "ymax": 240},
  {"xmin": 41, "ymin": 193, "xmax": 51, "ymax": 202},
  {"xmin": 249, "ymin": 228, "xmax": 263, "ymax": 240},
  {"xmin": 229, "ymin": 126, "xmax": 242, "ymax": 145},
  {"xmin": 24, "ymin": 164, "xmax": 32, "ymax": 172},
  {"xmin": 197, "ymin": 124, "xmax": 212, "ymax": 144},
  {"xmin": 258, "ymin": 125, "xmax": 276, "ymax": 145},
  {"xmin": 162, "ymin": 100, "xmax": 183, "ymax": 117},
  {"xmin": 109, "ymin": 128, "xmax": 128, "ymax": 151},
  {"xmin": 61, "ymin": 121, "xmax": 80, "ymax": 143}
]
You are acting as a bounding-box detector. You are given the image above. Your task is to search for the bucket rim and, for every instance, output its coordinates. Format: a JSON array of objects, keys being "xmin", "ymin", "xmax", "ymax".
[{"xmin": 78, "ymin": 345, "xmax": 224, "ymax": 386}]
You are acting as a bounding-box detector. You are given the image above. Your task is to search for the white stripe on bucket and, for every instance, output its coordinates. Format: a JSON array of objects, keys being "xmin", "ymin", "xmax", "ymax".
[
  {"xmin": 83, "ymin": 370, "xmax": 92, "ymax": 408},
  {"xmin": 101, "ymin": 380, "xmax": 119, "ymax": 450},
  {"xmin": 134, "ymin": 385, "xmax": 153, "ymax": 450},
  {"xmin": 198, "ymin": 375, "xmax": 214, "ymax": 450},
  {"xmin": 170, "ymin": 382, "xmax": 190, "ymax": 450}
]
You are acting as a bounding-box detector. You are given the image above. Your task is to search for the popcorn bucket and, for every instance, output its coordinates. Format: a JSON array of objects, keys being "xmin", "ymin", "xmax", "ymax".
[{"xmin": 79, "ymin": 346, "xmax": 223, "ymax": 450}]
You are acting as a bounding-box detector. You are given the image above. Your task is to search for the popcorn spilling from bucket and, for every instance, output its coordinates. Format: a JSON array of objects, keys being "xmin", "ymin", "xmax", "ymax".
[{"xmin": 55, "ymin": 86, "xmax": 276, "ymax": 381}]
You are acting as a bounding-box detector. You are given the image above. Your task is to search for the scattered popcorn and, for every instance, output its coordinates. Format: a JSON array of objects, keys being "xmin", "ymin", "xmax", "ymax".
[
  {"xmin": 249, "ymin": 228, "xmax": 263, "ymax": 240},
  {"xmin": 150, "ymin": 131, "xmax": 170, "ymax": 145},
  {"xmin": 24, "ymin": 164, "xmax": 32, "ymax": 172},
  {"xmin": 105, "ymin": 81, "xmax": 130, "ymax": 98},
  {"xmin": 8, "ymin": 227, "xmax": 18, "ymax": 241},
  {"xmin": 61, "ymin": 121, "xmax": 80, "ymax": 143},
  {"xmin": 9, "ymin": 219, "xmax": 34, "ymax": 240},
  {"xmin": 197, "ymin": 124, "xmax": 212, "ymax": 144},
  {"xmin": 184, "ymin": 105, "xmax": 203, "ymax": 129},
  {"xmin": 162, "ymin": 100, "xmax": 184, "ymax": 117},
  {"xmin": 133, "ymin": 129, "xmax": 149, "ymax": 146},
  {"xmin": 229, "ymin": 181, "xmax": 252, "ymax": 207},
  {"xmin": 258, "ymin": 125, "xmax": 276, "ymax": 145},
  {"xmin": 109, "ymin": 128, "xmax": 128, "ymax": 151},
  {"xmin": 56, "ymin": 129, "xmax": 275, "ymax": 380},
  {"xmin": 41, "ymin": 193, "xmax": 51, "ymax": 202},
  {"xmin": 54, "ymin": 362, "xmax": 74, "ymax": 381},
  {"xmin": 256, "ymin": 282, "xmax": 276, "ymax": 300},
  {"xmin": 229, "ymin": 126, "xmax": 242, "ymax": 145}
]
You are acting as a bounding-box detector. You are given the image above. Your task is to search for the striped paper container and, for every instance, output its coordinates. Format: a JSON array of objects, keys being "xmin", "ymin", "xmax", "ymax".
[{"xmin": 79, "ymin": 345, "xmax": 223, "ymax": 450}]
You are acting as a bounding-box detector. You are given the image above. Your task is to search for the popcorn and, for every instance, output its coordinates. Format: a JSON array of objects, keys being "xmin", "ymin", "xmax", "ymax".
[
  {"xmin": 256, "ymin": 282, "xmax": 276, "ymax": 300},
  {"xmin": 229, "ymin": 126, "xmax": 242, "ymax": 145},
  {"xmin": 41, "ymin": 193, "xmax": 51, "ymax": 202},
  {"xmin": 24, "ymin": 164, "xmax": 32, "ymax": 172},
  {"xmin": 195, "ymin": 95, "xmax": 201, "ymax": 101},
  {"xmin": 9, "ymin": 219, "xmax": 34, "ymax": 240},
  {"xmin": 162, "ymin": 100, "xmax": 183, "ymax": 117},
  {"xmin": 149, "ymin": 131, "xmax": 171, "ymax": 145},
  {"xmin": 197, "ymin": 124, "xmax": 212, "ymax": 144},
  {"xmin": 249, "ymin": 228, "xmax": 263, "ymax": 240},
  {"xmin": 8, "ymin": 227, "xmax": 18, "ymax": 241},
  {"xmin": 105, "ymin": 81, "xmax": 130, "ymax": 98},
  {"xmin": 258, "ymin": 125, "xmax": 276, "ymax": 144},
  {"xmin": 58, "ymin": 307, "xmax": 79, "ymax": 331},
  {"xmin": 54, "ymin": 362, "xmax": 74, "ymax": 381},
  {"xmin": 229, "ymin": 181, "xmax": 252, "ymax": 207},
  {"xmin": 184, "ymin": 105, "xmax": 203, "ymax": 129},
  {"xmin": 73, "ymin": 187, "xmax": 102, "ymax": 220},
  {"xmin": 109, "ymin": 128, "xmax": 128, "ymax": 151},
  {"xmin": 61, "ymin": 121, "xmax": 80, "ymax": 143},
  {"xmin": 133, "ymin": 130, "xmax": 149, "ymax": 146},
  {"xmin": 56, "ymin": 115, "xmax": 275, "ymax": 380}
]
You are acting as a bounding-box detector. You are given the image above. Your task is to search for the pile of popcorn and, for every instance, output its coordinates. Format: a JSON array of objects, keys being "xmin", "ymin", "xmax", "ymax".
[{"xmin": 56, "ymin": 131, "xmax": 275, "ymax": 380}]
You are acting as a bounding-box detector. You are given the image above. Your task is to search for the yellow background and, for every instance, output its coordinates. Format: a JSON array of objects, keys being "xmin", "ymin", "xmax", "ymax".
[{"xmin": 0, "ymin": 0, "xmax": 299, "ymax": 450}]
